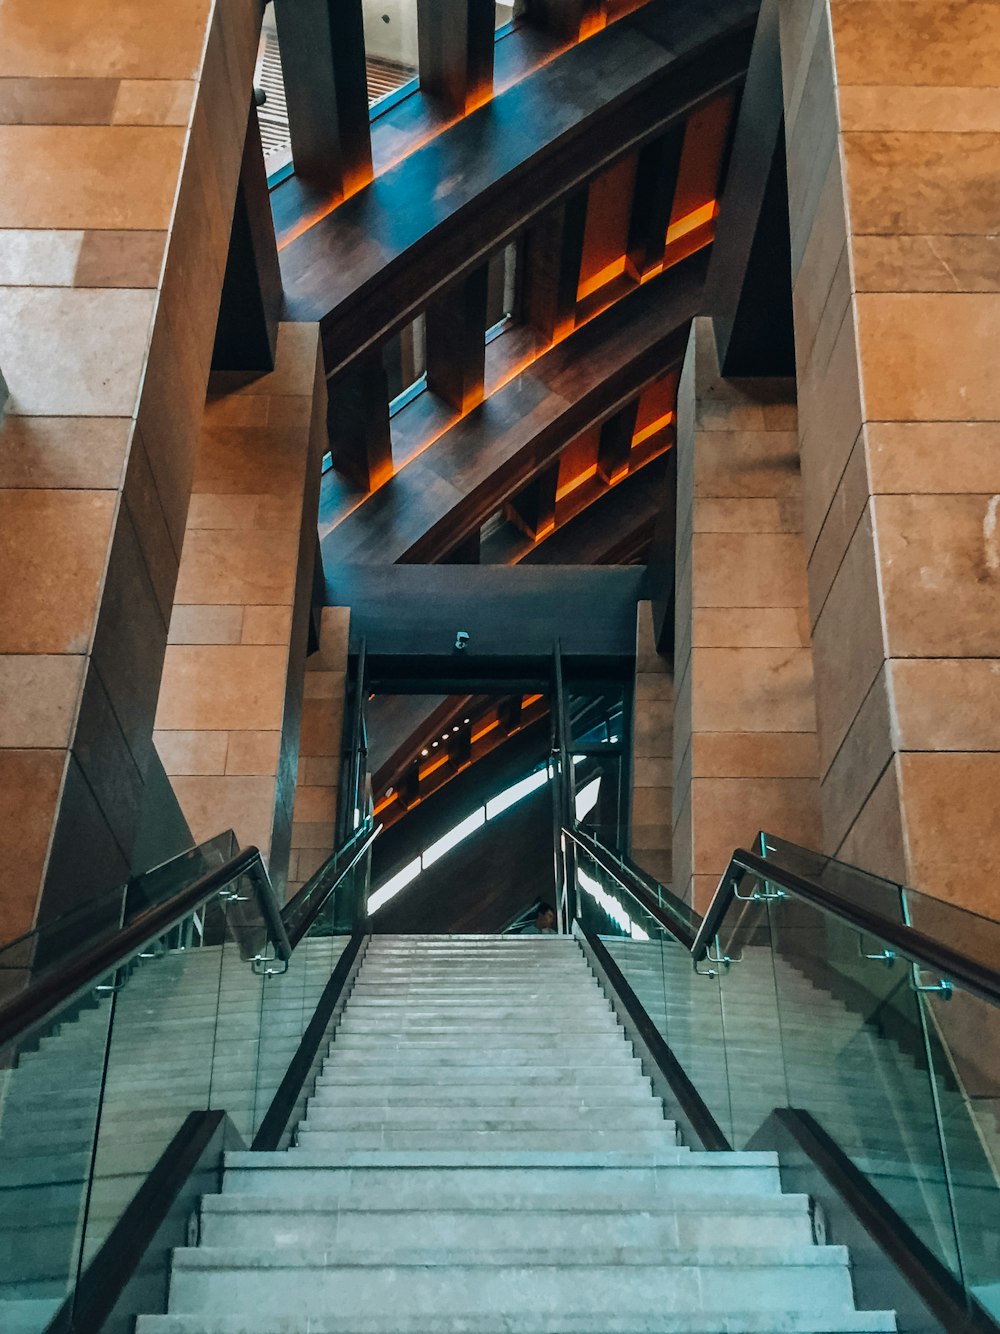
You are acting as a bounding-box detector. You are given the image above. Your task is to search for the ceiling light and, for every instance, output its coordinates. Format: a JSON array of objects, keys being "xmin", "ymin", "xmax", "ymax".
[{"xmin": 421, "ymin": 748, "xmax": 429, "ymax": 757}]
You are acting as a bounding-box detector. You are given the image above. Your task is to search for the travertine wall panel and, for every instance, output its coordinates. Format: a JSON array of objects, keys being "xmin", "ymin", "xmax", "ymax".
[
  {"xmin": 672, "ymin": 321, "xmax": 820, "ymax": 913},
  {"xmin": 779, "ymin": 0, "xmax": 1000, "ymax": 912},
  {"xmin": 0, "ymin": 0, "xmax": 263, "ymax": 937},
  {"xmin": 630, "ymin": 602, "xmax": 673, "ymax": 887},
  {"xmin": 154, "ymin": 324, "xmax": 326, "ymax": 894}
]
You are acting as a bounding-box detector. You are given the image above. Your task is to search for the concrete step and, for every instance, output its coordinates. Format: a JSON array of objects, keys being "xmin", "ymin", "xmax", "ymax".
[
  {"xmin": 298, "ymin": 1105, "xmax": 669, "ymax": 1131},
  {"xmin": 291, "ymin": 1129, "xmax": 681, "ymax": 1153},
  {"xmin": 138, "ymin": 1313, "xmax": 895, "ymax": 1334},
  {"xmin": 307, "ymin": 1085, "xmax": 655, "ymax": 1107},
  {"xmin": 314, "ymin": 1063, "xmax": 649, "ymax": 1086}
]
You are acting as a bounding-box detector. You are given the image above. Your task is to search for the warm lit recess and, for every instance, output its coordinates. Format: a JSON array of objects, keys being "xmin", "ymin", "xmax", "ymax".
[
  {"xmin": 556, "ymin": 464, "xmax": 599, "ymax": 502},
  {"xmin": 577, "ymin": 256, "xmax": 628, "ymax": 302},
  {"xmin": 632, "ymin": 410, "xmax": 674, "ymax": 448}
]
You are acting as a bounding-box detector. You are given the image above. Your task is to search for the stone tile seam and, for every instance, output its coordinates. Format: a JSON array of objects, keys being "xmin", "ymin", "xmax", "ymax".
[{"xmin": 817, "ymin": 661, "xmax": 886, "ymax": 794}]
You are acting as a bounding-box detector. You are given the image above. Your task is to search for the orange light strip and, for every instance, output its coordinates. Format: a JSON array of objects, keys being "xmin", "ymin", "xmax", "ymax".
[
  {"xmin": 631, "ymin": 411, "xmax": 675, "ymax": 448},
  {"xmin": 576, "ymin": 256, "xmax": 627, "ymax": 302},
  {"xmin": 555, "ymin": 463, "xmax": 599, "ymax": 501},
  {"xmin": 523, "ymin": 693, "xmax": 544, "ymax": 707},
  {"xmin": 471, "ymin": 718, "xmax": 501, "ymax": 744},
  {"xmin": 418, "ymin": 753, "xmax": 450, "ymax": 782},
  {"xmin": 374, "ymin": 794, "xmax": 396, "ymax": 816},
  {"xmin": 665, "ymin": 200, "xmax": 718, "ymax": 246}
]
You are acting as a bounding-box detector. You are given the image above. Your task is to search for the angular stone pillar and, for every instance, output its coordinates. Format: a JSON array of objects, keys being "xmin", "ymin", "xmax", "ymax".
[
  {"xmin": 672, "ymin": 321, "xmax": 820, "ymax": 912},
  {"xmin": 153, "ymin": 324, "xmax": 325, "ymax": 894},
  {"xmin": 780, "ymin": 1, "xmax": 1000, "ymax": 911},
  {"xmin": 286, "ymin": 606, "xmax": 351, "ymax": 898},
  {"xmin": 630, "ymin": 602, "xmax": 673, "ymax": 887}
]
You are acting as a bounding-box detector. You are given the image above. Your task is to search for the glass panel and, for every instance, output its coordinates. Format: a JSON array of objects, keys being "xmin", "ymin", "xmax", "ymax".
[
  {"xmin": 362, "ymin": 1, "xmax": 419, "ymax": 109},
  {"xmin": 485, "ymin": 242, "xmax": 519, "ymax": 336},
  {"xmin": 0, "ymin": 968, "xmax": 116, "ymax": 1334},
  {"xmin": 572, "ymin": 753, "xmax": 625, "ymax": 850},
  {"xmin": 383, "ymin": 315, "xmax": 427, "ymax": 411},
  {"xmin": 573, "ymin": 842, "xmax": 734, "ymax": 1145}
]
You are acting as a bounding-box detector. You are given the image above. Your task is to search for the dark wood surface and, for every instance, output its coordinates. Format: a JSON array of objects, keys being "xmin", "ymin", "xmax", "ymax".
[
  {"xmin": 425, "ymin": 264, "xmax": 490, "ymax": 412},
  {"xmin": 321, "ymin": 253, "xmax": 705, "ymax": 566},
  {"xmin": 277, "ymin": 0, "xmax": 758, "ymax": 379},
  {"xmin": 326, "ymin": 350, "xmax": 393, "ymax": 490}
]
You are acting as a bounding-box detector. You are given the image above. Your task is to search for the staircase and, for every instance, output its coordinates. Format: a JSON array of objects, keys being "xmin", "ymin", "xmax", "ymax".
[{"xmin": 138, "ymin": 934, "xmax": 894, "ymax": 1333}]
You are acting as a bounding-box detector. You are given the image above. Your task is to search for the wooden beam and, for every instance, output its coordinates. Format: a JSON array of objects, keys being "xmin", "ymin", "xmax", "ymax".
[
  {"xmin": 442, "ymin": 529, "xmax": 482, "ymax": 564},
  {"xmin": 596, "ymin": 400, "xmax": 640, "ymax": 484},
  {"xmin": 272, "ymin": 0, "xmax": 372, "ymax": 197},
  {"xmin": 521, "ymin": 190, "xmax": 588, "ymax": 343},
  {"xmin": 626, "ymin": 126, "xmax": 685, "ymax": 280},
  {"xmin": 425, "ymin": 263, "xmax": 490, "ymax": 413},
  {"xmin": 418, "ymin": 0, "xmax": 496, "ymax": 114},
  {"xmin": 326, "ymin": 349, "xmax": 393, "ymax": 490},
  {"xmin": 212, "ymin": 103, "xmax": 282, "ymax": 372},
  {"xmin": 527, "ymin": 0, "xmax": 606, "ymax": 41},
  {"xmin": 506, "ymin": 462, "xmax": 559, "ymax": 540}
]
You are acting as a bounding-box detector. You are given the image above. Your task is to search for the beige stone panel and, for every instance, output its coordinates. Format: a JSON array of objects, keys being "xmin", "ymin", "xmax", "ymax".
[
  {"xmin": 0, "ymin": 748, "xmax": 65, "ymax": 940},
  {"xmin": 693, "ymin": 498, "xmax": 800, "ymax": 534},
  {"xmin": 789, "ymin": 123, "xmax": 847, "ymax": 313},
  {"xmin": 853, "ymin": 235, "xmax": 1000, "ymax": 296},
  {"xmin": 309, "ymin": 607, "xmax": 351, "ymax": 672},
  {"xmin": 795, "ymin": 243, "xmax": 852, "ymax": 400},
  {"xmin": 0, "ymin": 126, "xmax": 185, "ymax": 230},
  {"xmin": 154, "ymin": 728, "xmax": 228, "ymax": 776},
  {"xmin": 226, "ymin": 730, "xmax": 282, "ymax": 776},
  {"xmin": 691, "ymin": 649, "xmax": 817, "ymax": 735},
  {"xmin": 0, "ymin": 230, "xmax": 84, "ymax": 284},
  {"xmin": 171, "ymin": 774, "xmax": 276, "ymax": 858},
  {"xmin": 835, "ymin": 758, "xmax": 906, "ymax": 886},
  {"xmin": 672, "ymin": 663, "xmax": 692, "ymax": 779},
  {"xmin": 0, "ymin": 490, "xmax": 114, "ymax": 653},
  {"xmin": 0, "ymin": 76, "xmax": 119, "ymax": 125},
  {"xmin": 672, "ymin": 545, "xmax": 693, "ymax": 680},
  {"xmin": 211, "ymin": 324, "xmax": 322, "ymax": 400},
  {"xmin": 634, "ymin": 698, "xmax": 673, "ymax": 758},
  {"xmin": 806, "ymin": 435, "xmax": 870, "ymax": 627},
  {"xmin": 304, "ymin": 670, "xmax": 346, "ymax": 700},
  {"xmin": 173, "ymin": 529, "xmax": 300, "ymax": 607},
  {"xmin": 301, "ymin": 757, "xmax": 339, "ymax": 787},
  {"xmin": 890, "ymin": 659, "xmax": 1000, "ymax": 752},
  {"xmin": 295, "ymin": 846, "xmax": 330, "ymax": 882},
  {"xmin": 842, "ymin": 131, "xmax": 1000, "ymax": 238},
  {"xmin": 74, "ymin": 230, "xmax": 166, "ymax": 288},
  {"xmin": 156, "ymin": 645, "xmax": 289, "ymax": 732},
  {"xmin": 634, "ymin": 601, "xmax": 662, "ymax": 671},
  {"xmin": 113, "ymin": 80, "xmax": 196, "ymax": 126},
  {"xmin": 857, "ymin": 293, "xmax": 1000, "ymax": 422},
  {"xmin": 819, "ymin": 667, "xmax": 894, "ymax": 852},
  {"xmin": 798, "ymin": 304, "xmax": 864, "ymax": 552},
  {"xmin": 829, "ymin": 2, "xmax": 1000, "ymax": 89},
  {"xmin": 899, "ymin": 753, "xmax": 1000, "ymax": 914},
  {"xmin": 0, "ymin": 287, "xmax": 155, "ymax": 416},
  {"xmin": 690, "ymin": 776, "xmax": 821, "ymax": 876},
  {"xmin": 866, "ymin": 422, "xmax": 1000, "ymax": 496},
  {"xmin": 671, "ymin": 790, "xmax": 692, "ymax": 900},
  {"xmin": 810, "ymin": 508, "xmax": 885, "ymax": 775},
  {"xmin": 242, "ymin": 606, "xmax": 294, "ymax": 646},
  {"xmin": 785, "ymin": 12, "xmax": 839, "ymax": 273},
  {"xmin": 186, "ymin": 494, "xmax": 259, "ymax": 530},
  {"xmin": 0, "ymin": 416, "xmax": 129, "ymax": 488},
  {"xmin": 294, "ymin": 785, "xmax": 338, "ymax": 825},
  {"xmin": 693, "ymin": 431, "xmax": 802, "ymax": 500},
  {"xmin": 777, "ymin": 0, "xmax": 827, "ymax": 125},
  {"xmin": 692, "ymin": 532, "xmax": 809, "ymax": 610},
  {"xmin": 254, "ymin": 494, "xmax": 304, "ymax": 530},
  {"xmin": 875, "ymin": 494, "xmax": 1000, "ymax": 658},
  {"xmin": 839, "ymin": 85, "xmax": 1000, "ymax": 134},
  {"xmin": 635, "ymin": 674, "xmax": 673, "ymax": 702},
  {"xmin": 192, "ymin": 424, "xmax": 311, "ymax": 496},
  {"xmin": 693, "ymin": 607, "xmax": 810, "ymax": 649},
  {"xmin": 267, "ymin": 396, "xmax": 314, "ymax": 430},
  {"xmin": 692, "ymin": 733, "xmax": 819, "ymax": 780},
  {"xmin": 299, "ymin": 697, "xmax": 344, "ymax": 758},
  {"xmin": 0, "ymin": 655, "xmax": 84, "ymax": 747},
  {"xmin": 167, "ymin": 605, "xmax": 243, "ymax": 646},
  {"xmin": 631, "ymin": 786, "xmax": 669, "ymax": 827},
  {"xmin": 633, "ymin": 757, "xmax": 673, "ymax": 788},
  {"xmin": 291, "ymin": 820, "xmax": 336, "ymax": 851},
  {"xmin": 0, "ymin": 0, "xmax": 214, "ymax": 80}
]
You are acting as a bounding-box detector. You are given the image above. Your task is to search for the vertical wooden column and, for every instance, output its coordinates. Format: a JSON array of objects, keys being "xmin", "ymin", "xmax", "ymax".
[
  {"xmin": 418, "ymin": 0, "xmax": 496, "ymax": 114},
  {"xmin": 626, "ymin": 128, "xmax": 685, "ymax": 280},
  {"xmin": 522, "ymin": 191, "xmax": 588, "ymax": 344},
  {"xmin": 326, "ymin": 351, "xmax": 393, "ymax": 490},
  {"xmin": 506, "ymin": 464, "xmax": 559, "ymax": 540},
  {"xmin": 213, "ymin": 102, "xmax": 282, "ymax": 372},
  {"xmin": 425, "ymin": 265, "xmax": 490, "ymax": 414},
  {"xmin": 596, "ymin": 402, "xmax": 639, "ymax": 484},
  {"xmin": 528, "ymin": 0, "xmax": 605, "ymax": 41},
  {"xmin": 273, "ymin": 0, "xmax": 372, "ymax": 197}
]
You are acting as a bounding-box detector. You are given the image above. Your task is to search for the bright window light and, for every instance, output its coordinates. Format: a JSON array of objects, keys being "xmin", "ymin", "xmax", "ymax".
[
  {"xmin": 575, "ymin": 775, "xmax": 601, "ymax": 821},
  {"xmin": 485, "ymin": 767, "xmax": 549, "ymax": 820},
  {"xmin": 422, "ymin": 809, "xmax": 485, "ymax": 869},
  {"xmin": 578, "ymin": 868, "xmax": 649, "ymax": 941},
  {"xmin": 368, "ymin": 857, "xmax": 421, "ymax": 914}
]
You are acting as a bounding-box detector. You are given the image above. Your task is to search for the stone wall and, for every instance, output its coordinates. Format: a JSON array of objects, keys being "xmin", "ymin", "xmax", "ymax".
[
  {"xmin": 0, "ymin": 0, "xmax": 263, "ymax": 938},
  {"xmin": 672, "ymin": 320, "xmax": 821, "ymax": 912},
  {"xmin": 630, "ymin": 601, "xmax": 673, "ymax": 887},
  {"xmin": 779, "ymin": 0, "xmax": 1000, "ymax": 914},
  {"xmin": 154, "ymin": 323, "xmax": 325, "ymax": 893}
]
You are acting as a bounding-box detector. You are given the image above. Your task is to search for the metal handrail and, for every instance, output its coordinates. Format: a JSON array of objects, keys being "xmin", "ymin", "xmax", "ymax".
[
  {"xmin": 282, "ymin": 820, "xmax": 381, "ymax": 950},
  {"xmin": 566, "ymin": 823, "xmax": 1000, "ymax": 1012},
  {"xmin": 0, "ymin": 845, "xmax": 282, "ymax": 1055}
]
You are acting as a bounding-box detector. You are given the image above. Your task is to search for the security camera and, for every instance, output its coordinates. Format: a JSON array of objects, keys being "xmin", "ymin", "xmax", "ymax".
[{"xmin": 454, "ymin": 631, "xmax": 470, "ymax": 652}]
